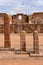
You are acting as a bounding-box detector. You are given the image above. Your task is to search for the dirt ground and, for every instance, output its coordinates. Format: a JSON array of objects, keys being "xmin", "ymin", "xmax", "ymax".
[{"xmin": 0, "ymin": 57, "xmax": 43, "ymax": 65}]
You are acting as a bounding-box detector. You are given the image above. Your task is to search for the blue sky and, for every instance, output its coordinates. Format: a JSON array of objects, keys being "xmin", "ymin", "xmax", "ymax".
[{"xmin": 0, "ymin": 0, "xmax": 43, "ymax": 15}]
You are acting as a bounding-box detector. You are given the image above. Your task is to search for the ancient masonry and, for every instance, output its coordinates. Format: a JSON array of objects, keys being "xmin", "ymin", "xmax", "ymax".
[
  {"xmin": 33, "ymin": 31, "xmax": 39, "ymax": 54},
  {"xmin": 20, "ymin": 30, "xmax": 26, "ymax": 51},
  {"xmin": 0, "ymin": 13, "xmax": 11, "ymax": 48},
  {"xmin": 0, "ymin": 12, "xmax": 43, "ymax": 54}
]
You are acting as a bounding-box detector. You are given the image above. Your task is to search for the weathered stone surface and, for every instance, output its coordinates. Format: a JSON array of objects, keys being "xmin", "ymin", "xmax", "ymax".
[
  {"xmin": 33, "ymin": 30, "xmax": 39, "ymax": 54},
  {"xmin": 20, "ymin": 30, "xmax": 26, "ymax": 51},
  {"xmin": 0, "ymin": 13, "xmax": 11, "ymax": 48}
]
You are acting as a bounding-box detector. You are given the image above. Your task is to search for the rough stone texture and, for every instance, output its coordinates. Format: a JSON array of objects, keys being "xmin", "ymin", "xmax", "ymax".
[
  {"xmin": 11, "ymin": 14, "xmax": 28, "ymax": 33},
  {"xmin": 20, "ymin": 30, "xmax": 26, "ymax": 51},
  {"xmin": 0, "ymin": 13, "xmax": 11, "ymax": 48},
  {"xmin": 12, "ymin": 14, "xmax": 27, "ymax": 23},
  {"xmin": 4, "ymin": 14, "xmax": 10, "ymax": 48},
  {"xmin": 33, "ymin": 30, "xmax": 39, "ymax": 54}
]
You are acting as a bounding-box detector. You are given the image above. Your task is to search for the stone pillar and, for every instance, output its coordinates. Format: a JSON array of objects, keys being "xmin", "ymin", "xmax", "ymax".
[
  {"xmin": 37, "ymin": 24, "xmax": 40, "ymax": 33},
  {"xmin": 33, "ymin": 30, "xmax": 39, "ymax": 54},
  {"xmin": 4, "ymin": 15, "xmax": 10, "ymax": 48},
  {"xmin": 20, "ymin": 30, "xmax": 26, "ymax": 51}
]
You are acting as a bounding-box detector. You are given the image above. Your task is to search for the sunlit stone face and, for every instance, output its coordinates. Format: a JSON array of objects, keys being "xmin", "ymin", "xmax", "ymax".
[
  {"xmin": 0, "ymin": 17, "xmax": 4, "ymax": 24},
  {"xmin": 10, "ymin": 21, "xmax": 12, "ymax": 24},
  {"xmin": 18, "ymin": 15, "xmax": 22, "ymax": 20}
]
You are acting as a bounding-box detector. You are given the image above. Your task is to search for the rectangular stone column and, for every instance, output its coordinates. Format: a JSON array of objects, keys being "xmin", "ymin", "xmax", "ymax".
[
  {"xmin": 17, "ymin": 23, "xmax": 22, "ymax": 33},
  {"xmin": 4, "ymin": 22, "xmax": 10, "ymax": 48},
  {"xmin": 33, "ymin": 31, "xmax": 39, "ymax": 54},
  {"xmin": 20, "ymin": 30, "xmax": 26, "ymax": 51},
  {"xmin": 37, "ymin": 24, "xmax": 40, "ymax": 33}
]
